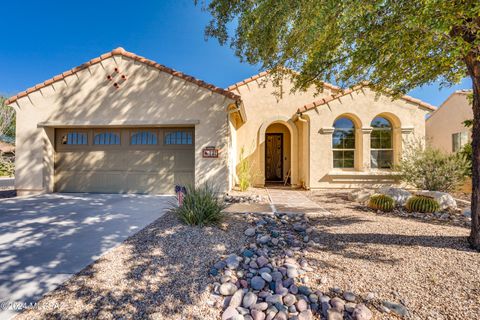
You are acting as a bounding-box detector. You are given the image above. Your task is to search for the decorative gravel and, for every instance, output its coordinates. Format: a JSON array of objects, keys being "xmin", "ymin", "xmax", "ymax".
[
  {"xmin": 306, "ymin": 190, "xmax": 480, "ymax": 320},
  {"xmin": 16, "ymin": 212, "xmax": 250, "ymax": 320},
  {"xmin": 14, "ymin": 189, "xmax": 480, "ymax": 320}
]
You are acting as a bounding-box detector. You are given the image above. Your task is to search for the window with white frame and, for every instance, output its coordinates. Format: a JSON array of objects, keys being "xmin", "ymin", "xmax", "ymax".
[
  {"xmin": 452, "ymin": 131, "xmax": 469, "ymax": 152},
  {"xmin": 332, "ymin": 118, "xmax": 355, "ymax": 168},
  {"xmin": 370, "ymin": 116, "xmax": 393, "ymax": 169}
]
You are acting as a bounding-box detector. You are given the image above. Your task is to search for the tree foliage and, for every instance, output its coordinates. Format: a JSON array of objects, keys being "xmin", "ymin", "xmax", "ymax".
[
  {"xmin": 201, "ymin": 0, "xmax": 479, "ymax": 94},
  {"xmin": 0, "ymin": 96, "xmax": 15, "ymax": 138}
]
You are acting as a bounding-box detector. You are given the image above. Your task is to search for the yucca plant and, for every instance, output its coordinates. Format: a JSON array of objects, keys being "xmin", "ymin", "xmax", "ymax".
[
  {"xmin": 368, "ymin": 194, "xmax": 395, "ymax": 212},
  {"xmin": 170, "ymin": 184, "xmax": 226, "ymax": 226},
  {"xmin": 406, "ymin": 195, "xmax": 440, "ymax": 213}
]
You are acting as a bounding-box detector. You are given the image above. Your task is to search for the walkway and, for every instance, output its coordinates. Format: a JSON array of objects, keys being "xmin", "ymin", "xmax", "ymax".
[{"xmin": 266, "ymin": 187, "xmax": 331, "ymax": 216}]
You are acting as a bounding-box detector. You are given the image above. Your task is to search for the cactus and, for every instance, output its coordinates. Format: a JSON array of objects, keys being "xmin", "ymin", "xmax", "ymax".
[
  {"xmin": 406, "ymin": 195, "xmax": 440, "ymax": 213},
  {"xmin": 368, "ymin": 194, "xmax": 395, "ymax": 212}
]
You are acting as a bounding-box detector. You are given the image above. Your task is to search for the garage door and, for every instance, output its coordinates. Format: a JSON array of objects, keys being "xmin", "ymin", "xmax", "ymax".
[{"xmin": 54, "ymin": 127, "xmax": 194, "ymax": 194}]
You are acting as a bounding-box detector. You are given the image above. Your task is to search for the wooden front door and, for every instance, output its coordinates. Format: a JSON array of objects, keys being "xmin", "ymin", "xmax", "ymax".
[{"xmin": 265, "ymin": 133, "xmax": 283, "ymax": 181}]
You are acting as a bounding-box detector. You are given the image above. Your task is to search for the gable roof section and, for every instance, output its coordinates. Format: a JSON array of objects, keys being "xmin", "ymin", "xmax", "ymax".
[
  {"xmin": 297, "ymin": 85, "xmax": 436, "ymax": 113},
  {"xmin": 426, "ymin": 89, "xmax": 472, "ymax": 122},
  {"xmin": 5, "ymin": 47, "xmax": 241, "ymax": 105},
  {"xmin": 226, "ymin": 71, "xmax": 342, "ymax": 92}
]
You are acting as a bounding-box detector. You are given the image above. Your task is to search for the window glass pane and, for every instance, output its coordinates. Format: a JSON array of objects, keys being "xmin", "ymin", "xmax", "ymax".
[
  {"xmin": 131, "ymin": 131, "xmax": 157, "ymax": 145},
  {"xmin": 371, "ymin": 150, "xmax": 393, "ymax": 169},
  {"xmin": 94, "ymin": 132, "xmax": 120, "ymax": 145},
  {"xmin": 164, "ymin": 131, "xmax": 193, "ymax": 145},
  {"xmin": 333, "ymin": 118, "xmax": 354, "ymax": 129},
  {"xmin": 371, "ymin": 117, "xmax": 392, "ymax": 128},
  {"xmin": 333, "ymin": 150, "xmax": 355, "ymax": 168},
  {"xmin": 61, "ymin": 132, "xmax": 87, "ymax": 145}
]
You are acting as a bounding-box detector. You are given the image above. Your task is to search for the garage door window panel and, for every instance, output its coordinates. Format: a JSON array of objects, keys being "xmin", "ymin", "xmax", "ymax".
[
  {"xmin": 56, "ymin": 129, "xmax": 90, "ymax": 150},
  {"xmin": 131, "ymin": 130, "xmax": 158, "ymax": 146},
  {"xmin": 164, "ymin": 130, "xmax": 193, "ymax": 147},
  {"xmin": 93, "ymin": 130, "xmax": 121, "ymax": 146}
]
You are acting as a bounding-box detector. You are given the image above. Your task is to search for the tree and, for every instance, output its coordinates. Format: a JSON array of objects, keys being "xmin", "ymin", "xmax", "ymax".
[
  {"xmin": 199, "ymin": 0, "xmax": 480, "ymax": 249},
  {"xmin": 0, "ymin": 96, "xmax": 15, "ymax": 138}
]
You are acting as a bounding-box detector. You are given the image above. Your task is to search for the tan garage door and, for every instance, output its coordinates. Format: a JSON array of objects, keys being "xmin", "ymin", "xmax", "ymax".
[{"xmin": 54, "ymin": 128, "xmax": 194, "ymax": 194}]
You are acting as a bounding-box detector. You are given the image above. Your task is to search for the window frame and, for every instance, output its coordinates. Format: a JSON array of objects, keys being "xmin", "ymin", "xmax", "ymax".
[
  {"xmin": 332, "ymin": 118, "xmax": 356, "ymax": 169},
  {"xmin": 370, "ymin": 117, "xmax": 393, "ymax": 169},
  {"xmin": 56, "ymin": 129, "xmax": 90, "ymax": 150},
  {"xmin": 129, "ymin": 129, "xmax": 159, "ymax": 147},
  {"xmin": 452, "ymin": 131, "xmax": 469, "ymax": 153}
]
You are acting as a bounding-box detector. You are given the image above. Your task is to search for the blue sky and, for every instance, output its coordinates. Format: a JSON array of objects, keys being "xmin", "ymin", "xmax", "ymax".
[{"xmin": 0, "ymin": 0, "xmax": 471, "ymax": 107}]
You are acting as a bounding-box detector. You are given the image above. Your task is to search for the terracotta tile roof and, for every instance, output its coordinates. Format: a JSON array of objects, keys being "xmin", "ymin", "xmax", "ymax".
[
  {"xmin": 297, "ymin": 85, "xmax": 436, "ymax": 113},
  {"xmin": 5, "ymin": 47, "xmax": 241, "ymax": 105},
  {"xmin": 226, "ymin": 71, "xmax": 342, "ymax": 93}
]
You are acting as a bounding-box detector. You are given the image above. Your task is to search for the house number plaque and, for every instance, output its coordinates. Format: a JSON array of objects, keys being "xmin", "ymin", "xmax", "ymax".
[{"xmin": 203, "ymin": 146, "xmax": 219, "ymax": 158}]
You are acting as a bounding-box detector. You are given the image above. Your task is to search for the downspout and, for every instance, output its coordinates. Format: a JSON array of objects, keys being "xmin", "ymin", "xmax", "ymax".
[{"xmin": 294, "ymin": 112, "xmax": 310, "ymax": 190}]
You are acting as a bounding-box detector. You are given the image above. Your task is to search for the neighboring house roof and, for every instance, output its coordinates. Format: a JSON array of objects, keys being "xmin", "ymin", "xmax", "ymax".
[
  {"xmin": 0, "ymin": 141, "xmax": 14, "ymax": 154},
  {"xmin": 426, "ymin": 89, "xmax": 472, "ymax": 122},
  {"xmin": 5, "ymin": 47, "xmax": 241, "ymax": 105},
  {"xmin": 297, "ymin": 85, "xmax": 436, "ymax": 113}
]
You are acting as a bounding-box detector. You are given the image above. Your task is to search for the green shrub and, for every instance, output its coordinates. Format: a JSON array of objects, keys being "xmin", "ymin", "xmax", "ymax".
[
  {"xmin": 406, "ymin": 195, "xmax": 440, "ymax": 213},
  {"xmin": 368, "ymin": 194, "xmax": 395, "ymax": 212},
  {"xmin": 0, "ymin": 154, "xmax": 14, "ymax": 177},
  {"xmin": 238, "ymin": 147, "xmax": 252, "ymax": 191},
  {"xmin": 171, "ymin": 184, "xmax": 226, "ymax": 226},
  {"xmin": 398, "ymin": 139, "xmax": 469, "ymax": 192}
]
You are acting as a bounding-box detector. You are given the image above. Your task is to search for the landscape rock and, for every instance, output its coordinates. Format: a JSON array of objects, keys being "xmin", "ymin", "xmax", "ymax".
[
  {"xmin": 415, "ymin": 190, "xmax": 457, "ymax": 210},
  {"xmin": 230, "ymin": 289, "xmax": 245, "ymax": 308},
  {"xmin": 251, "ymin": 309, "xmax": 266, "ymax": 320},
  {"xmin": 243, "ymin": 292, "xmax": 257, "ymax": 308},
  {"xmin": 382, "ymin": 301, "xmax": 408, "ymax": 317},
  {"xmin": 222, "ymin": 306, "xmax": 240, "ymax": 320},
  {"xmin": 220, "ymin": 282, "xmax": 238, "ymax": 296},
  {"xmin": 348, "ymin": 189, "xmax": 375, "ymax": 203},
  {"xmin": 251, "ymin": 276, "xmax": 266, "ymax": 290},
  {"xmin": 327, "ymin": 309, "xmax": 343, "ymax": 320},
  {"xmin": 352, "ymin": 303, "xmax": 373, "ymax": 320},
  {"xmin": 245, "ymin": 228, "xmax": 256, "ymax": 237},
  {"xmin": 377, "ymin": 187, "xmax": 412, "ymax": 206}
]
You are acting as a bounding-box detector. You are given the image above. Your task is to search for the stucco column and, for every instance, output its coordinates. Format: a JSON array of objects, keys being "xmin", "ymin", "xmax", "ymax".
[
  {"xmin": 361, "ymin": 127, "xmax": 373, "ymax": 170},
  {"xmin": 43, "ymin": 127, "xmax": 55, "ymax": 193},
  {"xmin": 399, "ymin": 127, "xmax": 414, "ymax": 164}
]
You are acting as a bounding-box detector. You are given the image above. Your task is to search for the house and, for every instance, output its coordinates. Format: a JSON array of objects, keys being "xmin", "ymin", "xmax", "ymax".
[
  {"xmin": 5, "ymin": 48, "xmax": 435, "ymax": 196},
  {"xmin": 426, "ymin": 90, "xmax": 472, "ymax": 154}
]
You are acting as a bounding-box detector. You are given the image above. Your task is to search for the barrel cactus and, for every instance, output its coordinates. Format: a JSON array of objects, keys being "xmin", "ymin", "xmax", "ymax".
[
  {"xmin": 368, "ymin": 194, "xmax": 395, "ymax": 212},
  {"xmin": 406, "ymin": 195, "xmax": 440, "ymax": 213}
]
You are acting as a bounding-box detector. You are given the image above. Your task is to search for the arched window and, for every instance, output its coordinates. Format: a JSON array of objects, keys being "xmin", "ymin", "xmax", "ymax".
[
  {"xmin": 93, "ymin": 131, "xmax": 120, "ymax": 145},
  {"xmin": 332, "ymin": 117, "xmax": 355, "ymax": 168},
  {"xmin": 164, "ymin": 131, "xmax": 193, "ymax": 145},
  {"xmin": 370, "ymin": 116, "xmax": 393, "ymax": 168},
  {"xmin": 131, "ymin": 131, "xmax": 157, "ymax": 145}
]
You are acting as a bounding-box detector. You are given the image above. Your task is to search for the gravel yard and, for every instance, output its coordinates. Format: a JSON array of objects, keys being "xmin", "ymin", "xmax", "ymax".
[
  {"xmin": 306, "ymin": 190, "xmax": 480, "ymax": 320},
  {"xmin": 14, "ymin": 189, "xmax": 480, "ymax": 320},
  {"xmin": 16, "ymin": 212, "xmax": 250, "ymax": 320}
]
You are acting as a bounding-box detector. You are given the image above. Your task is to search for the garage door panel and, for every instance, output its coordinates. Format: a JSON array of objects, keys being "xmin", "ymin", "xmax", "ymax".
[{"xmin": 55, "ymin": 127, "xmax": 194, "ymax": 194}]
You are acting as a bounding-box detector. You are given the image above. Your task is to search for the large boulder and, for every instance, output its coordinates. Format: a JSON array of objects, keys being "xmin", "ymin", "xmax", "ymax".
[
  {"xmin": 376, "ymin": 187, "xmax": 412, "ymax": 206},
  {"xmin": 415, "ymin": 191, "xmax": 457, "ymax": 210},
  {"xmin": 348, "ymin": 189, "xmax": 375, "ymax": 204}
]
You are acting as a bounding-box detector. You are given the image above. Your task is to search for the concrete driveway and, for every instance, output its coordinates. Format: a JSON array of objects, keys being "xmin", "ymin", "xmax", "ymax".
[{"xmin": 0, "ymin": 193, "xmax": 173, "ymax": 319}]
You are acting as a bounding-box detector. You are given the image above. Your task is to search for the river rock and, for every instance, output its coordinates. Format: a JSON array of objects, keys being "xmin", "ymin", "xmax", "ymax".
[
  {"xmin": 352, "ymin": 303, "xmax": 373, "ymax": 320},
  {"xmin": 220, "ymin": 282, "xmax": 238, "ymax": 296}
]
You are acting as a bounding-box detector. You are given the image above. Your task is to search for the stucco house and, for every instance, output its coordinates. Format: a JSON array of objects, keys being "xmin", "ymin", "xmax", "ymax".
[
  {"xmin": 6, "ymin": 48, "xmax": 435, "ymax": 196},
  {"xmin": 426, "ymin": 90, "xmax": 472, "ymax": 154}
]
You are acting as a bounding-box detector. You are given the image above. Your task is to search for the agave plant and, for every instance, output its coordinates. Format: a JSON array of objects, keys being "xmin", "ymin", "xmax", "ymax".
[
  {"xmin": 368, "ymin": 194, "xmax": 395, "ymax": 212},
  {"xmin": 170, "ymin": 184, "xmax": 226, "ymax": 226}
]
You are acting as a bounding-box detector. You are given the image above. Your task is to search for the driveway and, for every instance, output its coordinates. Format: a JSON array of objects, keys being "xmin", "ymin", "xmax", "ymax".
[{"xmin": 0, "ymin": 193, "xmax": 172, "ymax": 319}]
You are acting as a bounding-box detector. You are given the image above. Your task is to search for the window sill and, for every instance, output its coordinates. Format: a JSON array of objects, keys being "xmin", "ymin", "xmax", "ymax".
[{"xmin": 328, "ymin": 170, "xmax": 401, "ymax": 176}]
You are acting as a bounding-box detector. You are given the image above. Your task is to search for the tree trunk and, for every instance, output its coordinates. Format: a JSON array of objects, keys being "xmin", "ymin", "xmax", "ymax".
[{"xmin": 467, "ymin": 56, "xmax": 480, "ymax": 250}]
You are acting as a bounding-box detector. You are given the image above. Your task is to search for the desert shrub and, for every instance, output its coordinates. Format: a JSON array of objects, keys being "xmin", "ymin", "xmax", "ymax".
[
  {"xmin": 368, "ymin": 194, "xmax": 395, "ymax": 212},
  {"xmin": 398, "ymin": 140, "xmax": 469, "ymax": 192},
  {"xmin": 406, "ymin": 195, "xmax": 440, "ymax": 213},
  {"xmin": 238, "ymin": 147, "xmax": 252, "ymax": 191},
  {"xmin": 171, "ymin": 184, "xmax": 226, "ymax": 226},
  {"xmin": 0, "ymin": 154, "xmax": 14, "ymax": 177},
  {"xmin": 458, "ymin": 142, "xmax": 472, "ymax": 177}
]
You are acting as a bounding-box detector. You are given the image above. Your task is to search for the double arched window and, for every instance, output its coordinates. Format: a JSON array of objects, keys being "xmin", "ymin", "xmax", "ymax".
[
  {"xmin": 332, "ymin": 118, "xmax": 355, "ymax": 168},
  {"xmin": 370, "ymin": 117, "xmax": 393, "ymax": 168}
]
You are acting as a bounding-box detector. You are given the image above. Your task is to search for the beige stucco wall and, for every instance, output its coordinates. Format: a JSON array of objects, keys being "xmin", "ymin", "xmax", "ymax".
[
  {"xmin": 10, "ymin": 55, "xmax": 235, "ymax": 195},
  {"xmin": 426, "ymin": 91, "xmax": 472, "ymax": 154},
  {"xmin": 231, "ymin": 77, "xmax": 431, "ymax": 189}
]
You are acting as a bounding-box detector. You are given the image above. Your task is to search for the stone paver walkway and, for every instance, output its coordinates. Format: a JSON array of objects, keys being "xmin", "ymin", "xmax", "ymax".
[{"xmin": 266, "ymin": 187, "xmax": 331, "ymax": 216}]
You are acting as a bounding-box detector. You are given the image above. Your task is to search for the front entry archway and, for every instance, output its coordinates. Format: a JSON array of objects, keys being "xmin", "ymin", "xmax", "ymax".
[{"xmin": 258, "ymin": 116, "xmax": 298, "ymax": 186}]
